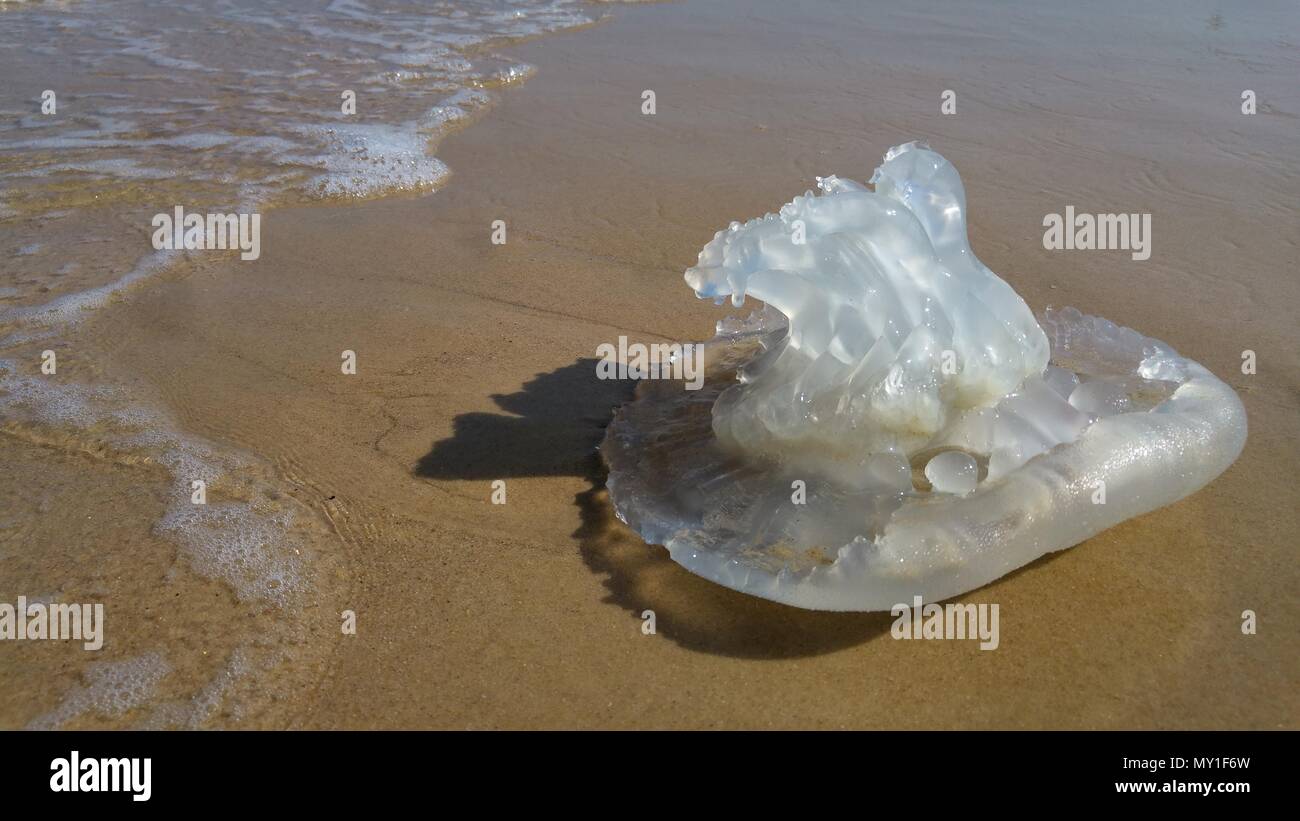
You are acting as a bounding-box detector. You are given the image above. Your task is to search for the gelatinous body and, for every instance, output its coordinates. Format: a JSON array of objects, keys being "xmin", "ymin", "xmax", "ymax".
[{"xmin": 601, "ymin": 142, "xmax": 1246, "ymax": 611}]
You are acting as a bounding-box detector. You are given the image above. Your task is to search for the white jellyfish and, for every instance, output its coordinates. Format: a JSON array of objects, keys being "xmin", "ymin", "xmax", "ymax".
[{"xmin": 601, "ymin": 142, "xmax": 1246, "ymax": 612}]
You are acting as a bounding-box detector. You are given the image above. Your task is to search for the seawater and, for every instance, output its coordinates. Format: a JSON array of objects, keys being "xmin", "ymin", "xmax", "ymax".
[
  {"xmin": 1, "ymin": 0, "xmax": 599, "ymax": 311},
  {"xmin": 0, "ymin": 0, "xmax": 603, "ymax": 728}
]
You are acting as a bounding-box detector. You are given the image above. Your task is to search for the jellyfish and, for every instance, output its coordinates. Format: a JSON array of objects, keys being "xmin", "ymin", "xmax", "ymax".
[{"xmin": 600, "ymin": 142, "xmax": 1246, "ymax": 612}]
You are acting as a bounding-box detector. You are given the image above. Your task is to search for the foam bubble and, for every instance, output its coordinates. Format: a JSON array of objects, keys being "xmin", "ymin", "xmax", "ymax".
[
  {"xmin": 299, "ymin": 122, "xmax": 452, "ymax": 199},
  {"xmin": 28, "ymin": 652, "xmax": 171, "ymax": 729}
]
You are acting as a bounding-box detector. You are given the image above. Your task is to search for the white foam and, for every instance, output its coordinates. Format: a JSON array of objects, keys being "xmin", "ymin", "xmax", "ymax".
[
  {"xmin": 3, "ymin": 250, "xmax": 176, "ymax": 329},
  {"xmin": 28, "ymin": 652, "xmax": 171, "ymax": 730},
  {"xmin": 298, "ymin": 122, "xmax": 452, "ymax": 198},
  {"xmin": 0, "ymin": 351, "xmax": 310, "ymax": 606}
]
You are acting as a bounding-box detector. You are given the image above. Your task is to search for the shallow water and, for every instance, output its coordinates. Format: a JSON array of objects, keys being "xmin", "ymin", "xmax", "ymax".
[
  {"xmin": 0, "ymin": 0, "xmax": 598, "ymax": 312},
  {"xmin": 0, "ymin": 0, "xmax": 602, "ymax": 729}
]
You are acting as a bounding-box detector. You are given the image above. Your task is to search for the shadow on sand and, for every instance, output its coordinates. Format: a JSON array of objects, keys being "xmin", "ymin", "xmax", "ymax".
[{"xmin": 417, "ymin": 357, "xmax": 893, "ymax": 659}]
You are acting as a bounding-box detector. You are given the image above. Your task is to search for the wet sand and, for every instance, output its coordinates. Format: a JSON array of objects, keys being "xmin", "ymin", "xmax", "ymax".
[{"xmin": 3, "ymin": 0, "xmax": 1297, "ymax": 728}]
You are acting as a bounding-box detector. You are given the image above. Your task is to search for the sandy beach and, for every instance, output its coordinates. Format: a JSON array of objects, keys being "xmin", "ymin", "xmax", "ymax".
[{"xmin": 1, "ymin": 0, "xmax": 1296, "ymax": 729}]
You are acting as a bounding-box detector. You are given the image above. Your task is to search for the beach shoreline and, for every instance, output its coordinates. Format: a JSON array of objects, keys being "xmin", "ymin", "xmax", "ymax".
[{"xmin": 2, "ymin": 0, "xmax": 1297, "ymax": 728}]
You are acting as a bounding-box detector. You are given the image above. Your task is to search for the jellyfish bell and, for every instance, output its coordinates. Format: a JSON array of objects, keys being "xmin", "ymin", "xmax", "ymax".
[{"xmin": 601, "ymin": 142, "xmax": 1247, "ymax": 612}]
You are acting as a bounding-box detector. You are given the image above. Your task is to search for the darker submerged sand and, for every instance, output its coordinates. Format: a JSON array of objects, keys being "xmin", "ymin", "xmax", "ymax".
[{"xmin": 5, "ymin": 0, "xmax": 1298, "ymax": 728}]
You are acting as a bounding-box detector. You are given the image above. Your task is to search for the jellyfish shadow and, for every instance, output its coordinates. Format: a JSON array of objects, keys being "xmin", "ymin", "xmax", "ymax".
[{"xmin": 416, "ymin": 358, "xmax": 893, "ymax": 659}]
